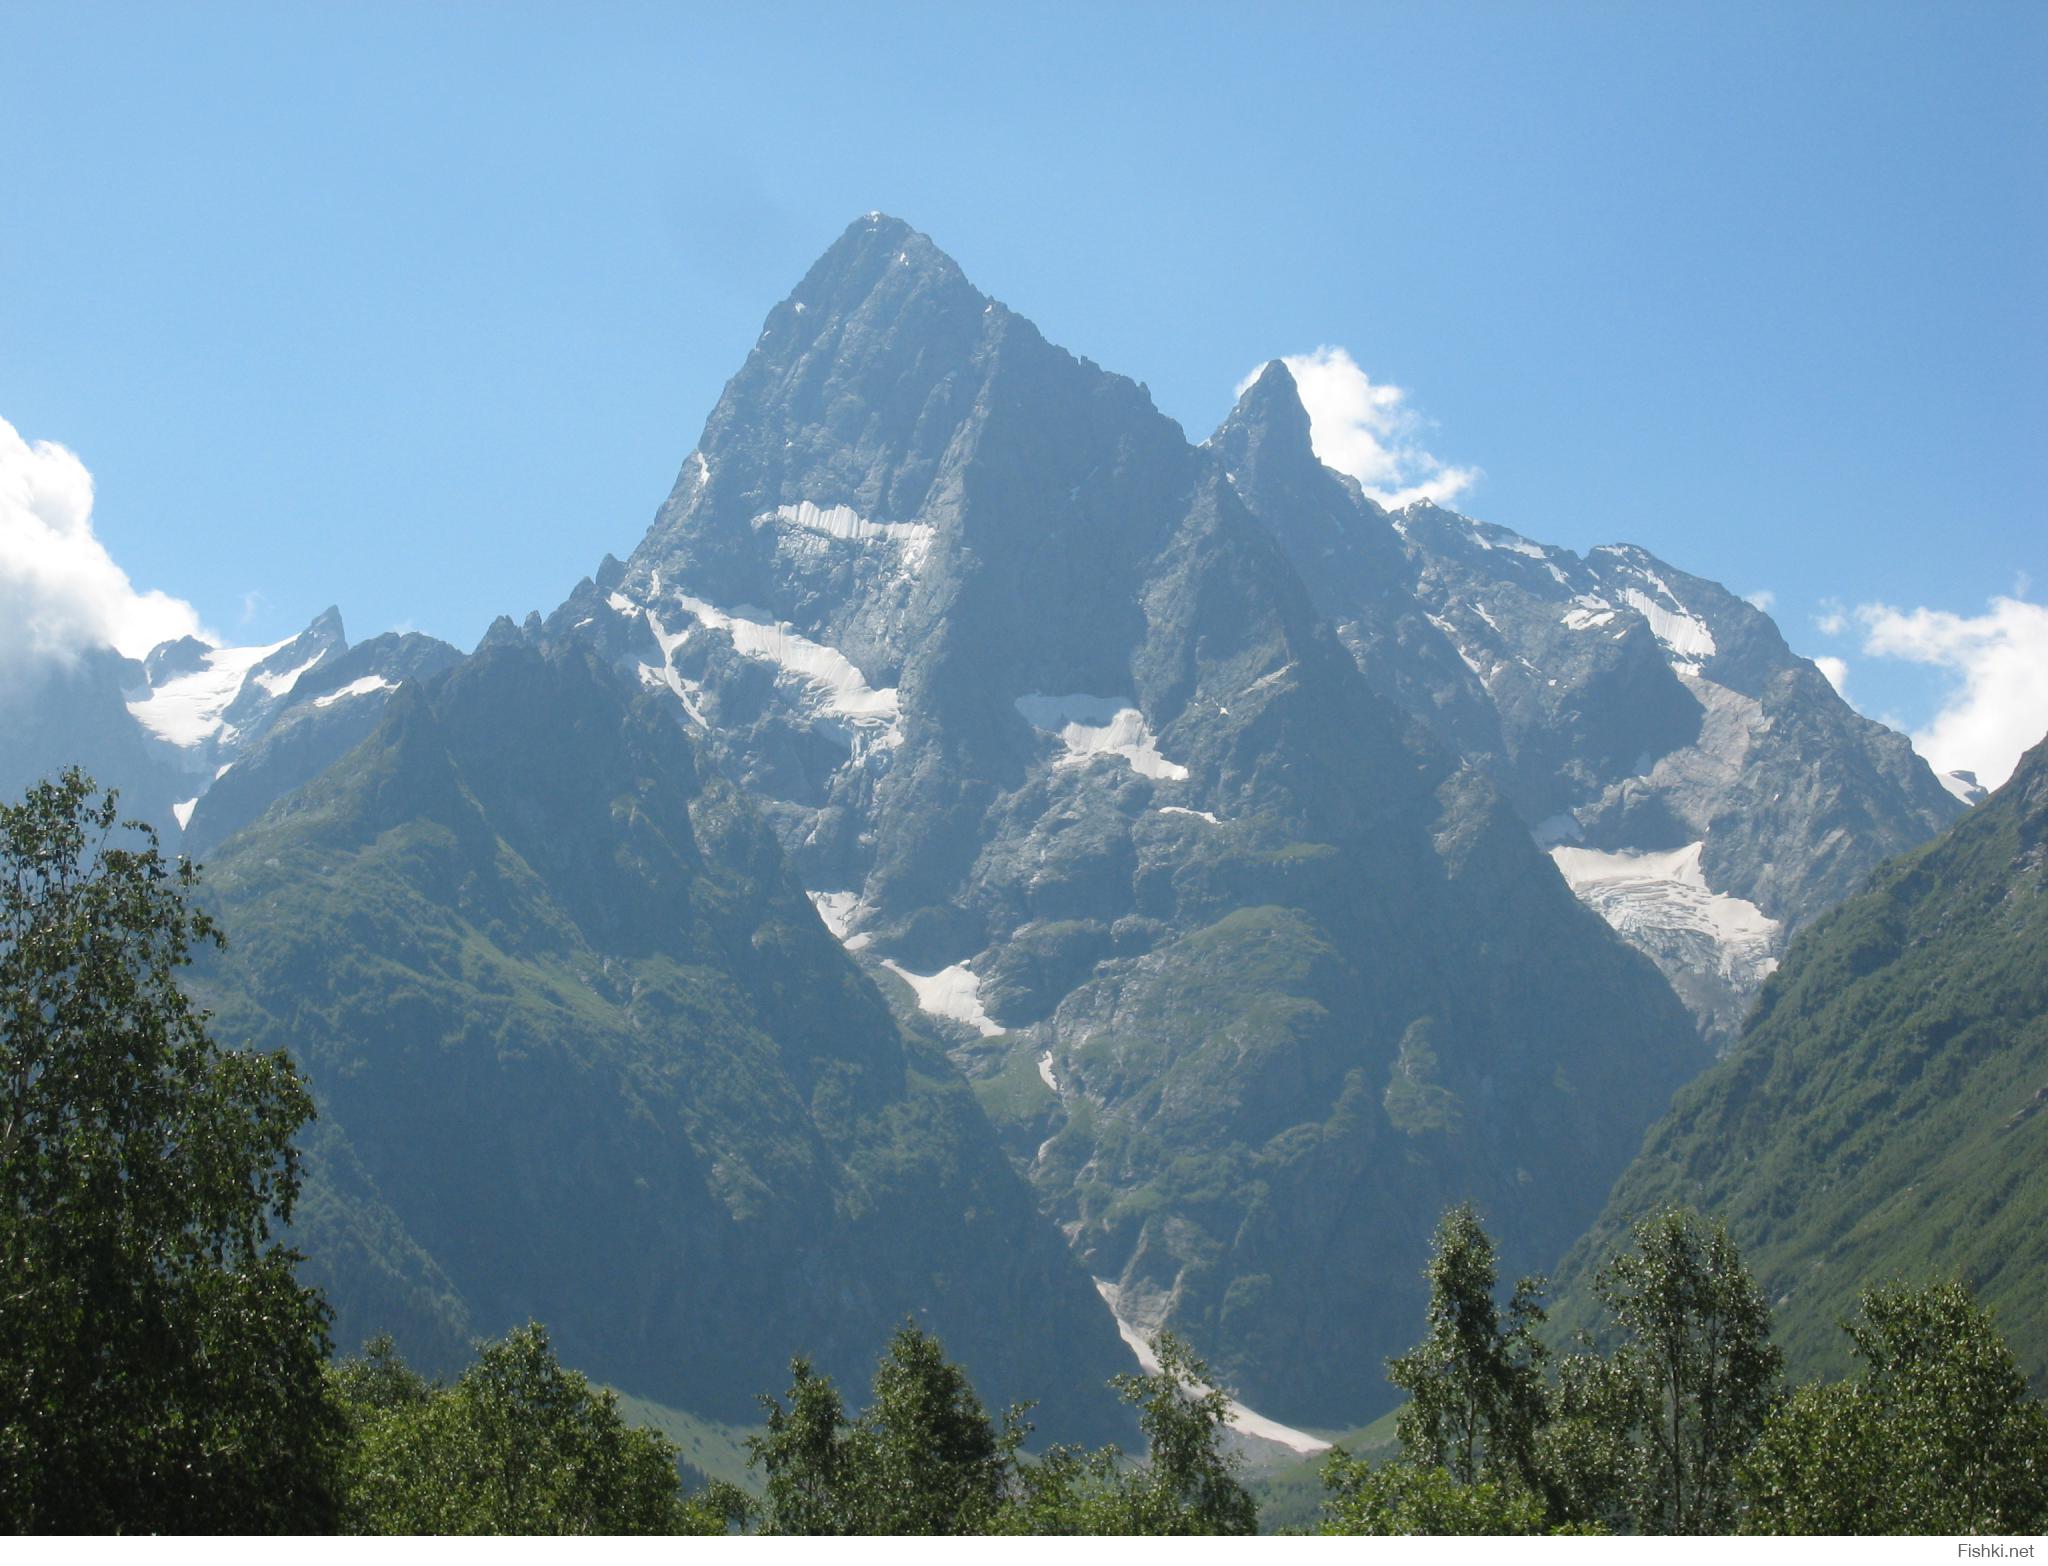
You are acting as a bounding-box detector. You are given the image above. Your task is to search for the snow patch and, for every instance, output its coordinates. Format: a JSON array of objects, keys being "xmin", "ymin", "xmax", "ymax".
[
  {"xmin": 1156, "ymin": 806, "xmax": 1221, "ymax": 825},
  {"xmin": 1426, "ymin": 615, "xmax": 1486, "ymax": 679},
  {"xmin": 1561, "ymin": 595, "xmax": 1617, "ymax": 632},
  {"xmin": 1938, "ymin": 769, "xmax": 1987, "ymax": 806},
  {"xmin": 171, "ymin": 797, "xmax": 198, "ymax": 830},
  {"xmin": 1014, "ymin": 694, "xmax": 1188, "ymax": 781},
  {"xmin": 1619, "ymin": 587, "xmax": 1717, "ymax": 664},
  {"xmin": 806, "ymin": 889, "xmax": 859, "ymax": 941},
  {"xmin": 1037, "ymin": 1052, "xmax": 1061, "ymax": 1093},
  {"xmin": 126, "ymin": 637, "xmax": 289, "ymax": 748},
  {"xmin": 757, "ymin": 501, "xmax": 935, "ymax": 574},
  {"xmin": 633, "ymin": 593, "xmax": 901, "ymax": 746},
  {"xmin": 252, "ymin": 653, "xmax": 323, "ymax": 698},
  {"xmin": 1468, "ymin": 522, "xmax": 1548, "ymax": 560},
  {"xmin": 313, "ymin": 675, "xmax": 397, "ymax": 708},
  {"xmin": 1549, "ymin": 841, "xmax": 1778, "ymax": 984},
  {"xmin": 1092, "ymin": 1280, "xmax": 1330, "ymax": 1457},
  {"xmin": 880, "ymin": 959, "xmax": 1002, "ymax": 1037}
]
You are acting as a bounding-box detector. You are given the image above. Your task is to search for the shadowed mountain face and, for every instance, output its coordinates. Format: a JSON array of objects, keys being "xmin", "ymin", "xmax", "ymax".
[
  {"xmin": 544, "ymin": 215, "xmax": 1708, "ymax": 1425},
  {"xmin": 1551, "ymin": 732, "xmax": 2048, "ymax": 1388},
  {"xmin": 1215, "ymin": 361, "xmax": 1963, "ymax": 1046},
  {"xmin": 190, "ymin": 640, "xmax": 1132, "ymax": 1440}
]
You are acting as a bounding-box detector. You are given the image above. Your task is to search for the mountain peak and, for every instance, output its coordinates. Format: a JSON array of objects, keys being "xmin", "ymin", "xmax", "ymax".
[
  {"xmin": 784, "ymin": 212, "xmax": 980, "ymax": 323},
  {"xmin": 1210, "ymin": 356, "xmax": 1316, "ymax": 478}
]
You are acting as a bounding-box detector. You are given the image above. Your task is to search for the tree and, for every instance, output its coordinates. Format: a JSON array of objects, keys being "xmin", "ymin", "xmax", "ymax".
[
  {"xmin": 1740, "ymin": 1282, "xmax": 2048, "ymax": 1535},
  {"xmin": 848, "ymin": 1323, "xmax": 1025, "ymax": 1534},
  {"xmin": 1098, "ymin": 1332, "xmax": 1258, "ymax": 1536},
  {"xmin": 1590, "ymin": 1208, "xmax": 1781, "ymax": 1533},
  {"xmin": 333, "ymin": 1324, "xmax": 718, "ymax": 1534},
  {"xmin": 1318, "ymin": 1449, "xmax": 1555, "ymax": 1536},
  {"xmin": 750, "ymin": 1324, "xmax": 1026, "ymax": 1535},
  {"xmin": 1386, "ymin": 1204, "xmax": 1549, "ymax": 1494},
  {"xmin": 0, "ymin": 770, "xmax": 339, "ymax": 1532}
]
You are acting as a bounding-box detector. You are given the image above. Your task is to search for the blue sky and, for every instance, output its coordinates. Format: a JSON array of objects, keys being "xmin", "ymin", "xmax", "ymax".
[{"xmin": 3, "ymin": 1, "xmax": 2044, "ymax": 780}]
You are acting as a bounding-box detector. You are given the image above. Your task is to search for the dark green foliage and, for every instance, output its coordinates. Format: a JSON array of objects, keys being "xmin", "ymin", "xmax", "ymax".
[
  {"xmin": 0, "ymin": 770, "xmax": 340, "ymax": 1533},
  {"xmin": 332, "ymin": 1325, "xmax": 740, "ymax": 1535},
  {"xmin": 750, "ymin": 1324, "xmax": 1026, "ymax": 1535},
  {"xmin": 1318, "ymin": 1450, "xmax": 1553, "ymax": 1536},
  {"xmin": 1554, "ymin": 735, "xmax": 2048, "ymax": 1390},
  {"xmin": 1582, "ymin": 1209, "xmax": 1782, "ymax": 1533},
  {"xmin": 1740, "ymin": 1283, "xmax": 2048, "ymax": 1535},
  {"xmin": 1386, "ymin": 1203, "xmax": 1549, "ymax": 1493},
  {"xmin": 748, "ymin": 1324, "xmax": 1255, "ymax": 1535},
  {"xmin": 1099, "ymin": 1333, "xmax": 1259, "ymax": 1535}
]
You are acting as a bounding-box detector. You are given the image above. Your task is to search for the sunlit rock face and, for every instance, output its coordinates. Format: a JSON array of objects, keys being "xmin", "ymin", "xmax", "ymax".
[{"xmin": 543, "ymin": 215, "xmax": 1707, "ymax": 1427}]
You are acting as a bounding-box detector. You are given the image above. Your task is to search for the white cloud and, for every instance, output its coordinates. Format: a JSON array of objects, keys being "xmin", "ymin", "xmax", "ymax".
[
  {"xmin": 1814, "ymin": 598, "xmax": 1848, "ymax": 637},
  {"xmin": 1238, "ymin": 347, "xmax": 1478, "ymax": 509},
  {"xmin": 1812, "ymin": 655, "xmax": 1849, "ymax": 696},
  {"xmin": 0, "ymin": 416, "xmax": 206, "ymax": 679},
  {"xmin": 1856, "ymin": 595, "xmax": 2048, "ymax": 790},
  {"xmin": 1744, "ymin": 589, "xmax": 1776, "ymax": 612}
]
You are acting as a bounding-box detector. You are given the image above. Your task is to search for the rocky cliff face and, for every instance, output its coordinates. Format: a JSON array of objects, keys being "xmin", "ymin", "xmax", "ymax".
[
  {"xmin": 192, "ymin": 639, "xmax": 1133, "ymax": 1439},
  {"xmin": 1215, "ymin": 362, "xmax": 1962, "ymax": 1046},
  {"xmin": 544, "ymin": 215, "xmax": 1708, "ymax": 1425}
]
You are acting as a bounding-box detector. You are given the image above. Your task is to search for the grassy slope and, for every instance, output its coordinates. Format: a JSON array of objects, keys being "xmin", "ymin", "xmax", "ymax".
[{"xmin": 1551, "ymin": 734, "xmax": 2048, "ymax": 1386}]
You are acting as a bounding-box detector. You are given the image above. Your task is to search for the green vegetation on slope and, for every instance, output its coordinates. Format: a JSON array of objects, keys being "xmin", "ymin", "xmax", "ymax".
[
  {"xmin": 1553, "ymin": 732, "xmax": 2048, "ymax": 1388},
  {"xmin": 189, "ymin": 643, "xmax": 1130, "ymax": 1439}
]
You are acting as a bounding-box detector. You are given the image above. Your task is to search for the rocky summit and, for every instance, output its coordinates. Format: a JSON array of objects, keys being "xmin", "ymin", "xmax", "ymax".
[
  {"xmin": 1215, "ymin": 360, "xmax": 1962, "ymax": 1047},
  {"xmin": 540, "ymin": 214, "xmax": 1727, "ymax": 1427}
]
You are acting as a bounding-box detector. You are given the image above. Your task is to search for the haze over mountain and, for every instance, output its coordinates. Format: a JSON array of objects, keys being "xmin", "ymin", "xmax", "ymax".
[
  {"xmin": 0, "ymin": 214, "xmax": 2001, "ymax": 1438},
  {"xmin": 189, "ymin": 638, "xmax": 1133, "ymax": 1439}
]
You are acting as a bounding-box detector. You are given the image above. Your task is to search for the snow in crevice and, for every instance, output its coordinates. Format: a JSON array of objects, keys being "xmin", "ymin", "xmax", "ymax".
[
  {"xmin": 622, "ymin": 588, "xmax": 900, "ymax": 747},
  {"xmin": 1155, "ymin": 805, "xmax": 1221, "ymax": 825},
  {"xmin": 171, "ymin": 797, "xmax": 198, "ymax": 830},
  {"xmin": 880, "ymin": 959, "xmax": 1002, "ymax": 1037},
  {"xmin": 755, "ymin": 501, "xmax": 935, "ymax": 575},
  {"xmin": 805, "ymin": 889, "xmax": 860, "ymax": 942},
  {"xmin": 313, "ymin": 675, "xmax": 398, "ymax": 708},
  {"xmin": 1426, "ymin": 615, "xmax": 1486, "ymax": 679},
  {"xmin": 1243, "ymin": 662, "xmax": 1296, "ymax": 697},
  {"xmin": 1467, "ymin": 521, "xmax": 1549, "ymax": 560},
  {"xmin": 1037, "ymin": 1051, "xmax": 1062, "ymax": 1093},
  {"xmin": 1619, "ymin": 587, "xmax": 1716, "ymax": 664},
  {"xmin": 1561, "ymin": 595, "xmax": 1616, "ymax": 631},
  {"xmin": 252, "ymin": 653, "xmax": 325, "ymax": 699},
  {"xmin": 126, "ymin": 637, "xmax": 290, "ymax": 748},
  {"xmin": 1092, "ymin": 1280, "xmax": 1330, "ymax": 1457},
  {"xmin": 1548, "ymin": 840, "xmax": 1778, "ymax": 984},
  {"xmin": 1014, "ymin": 695, "xmax": 1188, "ymax": 782}
]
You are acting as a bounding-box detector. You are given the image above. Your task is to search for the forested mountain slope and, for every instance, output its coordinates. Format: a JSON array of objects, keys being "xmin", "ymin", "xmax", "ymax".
[{"xmin": 1554, "ymin": 731, "xmax": 2048, "ymax": 1384}]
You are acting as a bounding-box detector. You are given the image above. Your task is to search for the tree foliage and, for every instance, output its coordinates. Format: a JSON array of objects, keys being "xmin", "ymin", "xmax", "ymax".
[
  {"xmin": 1588, "ymin": 1208, "xmax": 1781, "ymax": 1533},
  {"xmin": 1740, "ymin": 1282, "xmax": 2048, "ymax": 1535},
  {"xmin": 0, "ymin": 770, "xmax": 339, "ymax": 1532},
  {"xmin": 1318, "ymin": 1449, "xmax": 1553, "ymax": 1536},
  {"xmin": 1386, "ymin": 1203, "xmax": 1549, "ymax": 1493},
  {"xmin": 333, "ymin": 1325, "xmax": 739, "ymax": 1534}
]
